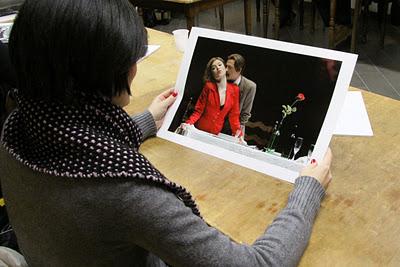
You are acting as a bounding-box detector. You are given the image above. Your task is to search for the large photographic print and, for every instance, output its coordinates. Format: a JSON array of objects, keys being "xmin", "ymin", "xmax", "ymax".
[{"xmin": 158, "ymin": 28, "xmax": 357, "ymax": 183}]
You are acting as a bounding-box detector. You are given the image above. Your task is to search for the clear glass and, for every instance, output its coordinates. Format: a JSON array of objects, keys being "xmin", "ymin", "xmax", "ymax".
[
  {"xmin": 307, "ymin": 144, "xmax": 315, "ymax": 162},
  {"xmin": 0, "ymin": 23, "xmax": 13, "ymax": 43},
  {"xmin": 291, "ymin": 137, "xmax": 303, "ymax": 160}
]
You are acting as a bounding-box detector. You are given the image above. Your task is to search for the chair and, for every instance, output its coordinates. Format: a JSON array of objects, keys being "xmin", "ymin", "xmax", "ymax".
[
  {"xmin": 298, "ymin": 0, "xmax": 361, "ymax": 52},
  {"xmin": 257, "ymin": 0, "xmax": 362, "ymax": 52},
  {"xmin": 312, "ymin": 0, "xmax": 365, "ymax": 52},
  {"xmin": 254, "ymin": 0, "xmax": 276, "ymax": 38},
  {"xmin": 256, "ymin": 0, "xmax": 305, "ymax": 39},
  {"xmin": 300, "ymin": 0, "xmax": 363, "ymax": 52},
  {"xmin": 360, "ymin": 0, "xmax": 392, "ymax": 48},
  {"xmin": 255, "ymin": 0, "xmax": 316, "ymax": 39},
  {"xmin": 130, "ymin": 0, "xmax": 252, "ymax": 35}
]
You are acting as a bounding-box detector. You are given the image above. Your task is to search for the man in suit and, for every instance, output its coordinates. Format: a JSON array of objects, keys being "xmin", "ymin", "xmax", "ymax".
[{"xmin": 225, "ymin": 54, "xmax": 256, "ymax": 135}]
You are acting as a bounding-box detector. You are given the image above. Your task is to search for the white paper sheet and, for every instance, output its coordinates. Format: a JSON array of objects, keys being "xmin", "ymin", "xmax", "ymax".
[
  {"xmin": 158, "ymin": 27, "xmax": 358, "ymax": 183},
  {"xmin": 334, "ymin": 91, "xmax": 373, "ymax": 136},
  {"xmin": 0, "ymin": 14, "xmax": 17, "ymax": 24},
  {"xmin": 137, "ymin": 45, "xmax": 160, "ymax": 63}
]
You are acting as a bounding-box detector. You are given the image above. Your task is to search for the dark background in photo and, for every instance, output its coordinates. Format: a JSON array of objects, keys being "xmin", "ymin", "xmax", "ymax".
[{"xmin": 169, "ymin": 37, "xmax": 342, "ymax": 159}]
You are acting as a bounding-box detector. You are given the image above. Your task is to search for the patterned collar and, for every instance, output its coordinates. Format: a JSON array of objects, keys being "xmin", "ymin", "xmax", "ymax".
[{"xmin": 1, "ymin": 90, "xmax": 201, "ymax": 217}]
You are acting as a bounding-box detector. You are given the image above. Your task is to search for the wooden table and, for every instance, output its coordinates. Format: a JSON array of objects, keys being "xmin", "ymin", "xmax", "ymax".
[
  {"xmin": 129, "ymin": 0, "xmax": 252, "ymax": 35},
  {"xmin": 127, "ymin": 29, "xmax": 400, "ymax": 266}
]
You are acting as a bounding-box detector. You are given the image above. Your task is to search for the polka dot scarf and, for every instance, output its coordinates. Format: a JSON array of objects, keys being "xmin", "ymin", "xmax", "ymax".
[{"xmin": 1, "ymin": 90, "xmax": 201, "ymax": 217}]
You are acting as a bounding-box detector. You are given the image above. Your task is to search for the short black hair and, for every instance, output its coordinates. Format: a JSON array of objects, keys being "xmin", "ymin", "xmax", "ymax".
[
  {"xmin": 227, "ymin": 54, "xmax": 245, "ymax": 73},
  {"xmin": 9, "ymin": 0, "xmax": 147, "ymax": 102}
]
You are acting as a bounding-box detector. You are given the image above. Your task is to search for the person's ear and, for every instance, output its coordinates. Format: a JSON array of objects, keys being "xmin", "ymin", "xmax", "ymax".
[{"xmin": 128, "ymin": 64, "xmax": 138, "ymax": 84}]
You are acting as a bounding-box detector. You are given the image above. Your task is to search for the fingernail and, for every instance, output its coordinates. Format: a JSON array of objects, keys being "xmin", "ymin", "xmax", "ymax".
[
  {"xmin": 311, "ymin": 159, "xmax": 317, "ymax": 164},
  {"xmin": 172, "ymin": 92, "xmax": 178, "ymax": 97}
]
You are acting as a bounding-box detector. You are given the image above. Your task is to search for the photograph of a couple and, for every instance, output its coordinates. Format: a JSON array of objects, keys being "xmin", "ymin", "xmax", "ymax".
[{"xmin": 160, "ymin": 28, "xmax": 356, "ymax": 182}]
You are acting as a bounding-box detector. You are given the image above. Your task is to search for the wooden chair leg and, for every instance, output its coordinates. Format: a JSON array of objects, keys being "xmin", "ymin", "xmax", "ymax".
[
  {"xmin": 274, "ymin": 0, "xmax": 280, "ymax": 39},
  {"xmin": 185, "ymin": 9, "xmax": 196, "ymax": 30},
  {"xmin": 311, "ymin": 0, "xmax": 316, "ymax": 33},
  {"xmin": 256, "ymin": 0, "xmax": 261, "ymax": 22},
  {"xmin": 328, "ymin": 0, "xmax": 337, "ymax": 49},
  {"xmin": 244, "ymin": 0, "xmax": 252, "ymax": 35},
  {"xmin": 264, "ymin": 0, "xmax": 270, "ymax": 37},
  {"xmin": 360, "ymin": 0, "xmax": 370, "ymax": 43},
  {"xmin": 219, "ymin": 5, "xmax": 224, "ymax": 31},
  {"xmin": 380, "ymin": 0, "xmax": 388, "ymax": 48},
  {"xmin": 351, "ymin": 0, "xmax": 362, "ymax": 53},
  {"xmin": 299, "ymin": 0, "xmax": 304, "ymax": 30}
]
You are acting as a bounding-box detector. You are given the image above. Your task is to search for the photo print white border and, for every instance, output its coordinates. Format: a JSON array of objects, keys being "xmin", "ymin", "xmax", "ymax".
[{"xmin": 158, "ymin": 27, "xmax": 357, "ymax": 183}]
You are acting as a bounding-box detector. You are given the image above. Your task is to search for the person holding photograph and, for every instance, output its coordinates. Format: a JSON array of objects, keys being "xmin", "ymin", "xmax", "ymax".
[
  {"xmin": 184, "ymin": 57, "xmax": 242, "ymax": 137},
  {"xmin": 1, "ymin": 0, "xmax": 333, "ymax": 266}
]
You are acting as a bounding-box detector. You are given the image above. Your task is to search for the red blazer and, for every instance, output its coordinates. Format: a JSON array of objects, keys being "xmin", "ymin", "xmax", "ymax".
[{"xmin": 186, "ymin": 81, "xmax": 241, "ymax": 135}]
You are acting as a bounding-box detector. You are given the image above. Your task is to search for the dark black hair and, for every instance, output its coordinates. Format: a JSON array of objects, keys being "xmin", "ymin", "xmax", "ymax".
[
  {"xmin": 9, "ymin": 0, "xmax": 147, "ymax": 102},
  {"xmin": 227, "ymin": 54, "xmax": 245, "ymax": 73}
]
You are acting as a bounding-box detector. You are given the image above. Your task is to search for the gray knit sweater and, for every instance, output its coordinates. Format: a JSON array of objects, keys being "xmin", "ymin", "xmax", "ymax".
[{"xmin": 0, "ymin": 111, "xmax": 325, "ymax": 267}]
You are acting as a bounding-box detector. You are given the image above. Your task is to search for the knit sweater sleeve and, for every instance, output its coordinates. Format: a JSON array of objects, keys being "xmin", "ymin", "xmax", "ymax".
[
  {"xmin": 118, "ymin": 176, "xmax": 325, "ymax": 267},
  {"xmin": 131, "ymin": 110, "xmax": 157, "ymax": 141}
]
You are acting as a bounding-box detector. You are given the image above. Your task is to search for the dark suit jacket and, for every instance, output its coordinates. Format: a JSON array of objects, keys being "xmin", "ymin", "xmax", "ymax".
[{"xmin": 186, "ymin": 81, "xmax": 241, "ymax": 135}]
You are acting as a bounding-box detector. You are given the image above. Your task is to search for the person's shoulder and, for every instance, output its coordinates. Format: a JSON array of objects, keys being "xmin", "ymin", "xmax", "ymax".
[
  {"xmin": 204, "ymin": 81, "xmax": 217, "ymax": 90},
  {"xmin": 241, "ymin": 76, "xmax": 256, "ymax": 89}
]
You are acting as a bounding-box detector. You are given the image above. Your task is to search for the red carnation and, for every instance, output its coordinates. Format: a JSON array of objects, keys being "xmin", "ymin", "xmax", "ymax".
[{"xmin": 297, "ymin": 93, "xmax": 305, "ymax": 101}]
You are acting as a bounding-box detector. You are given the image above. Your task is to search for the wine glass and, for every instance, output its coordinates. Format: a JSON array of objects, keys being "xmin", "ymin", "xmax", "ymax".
[
  {"xmin": 307, "ymin": 144, "xmax": 315, "ymax": 163},
  {"xmin": 291, "ymin": 137, "xmax": 303, "ymax": 160}
]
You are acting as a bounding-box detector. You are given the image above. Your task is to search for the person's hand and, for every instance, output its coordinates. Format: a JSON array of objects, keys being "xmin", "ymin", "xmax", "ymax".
[
  {"xmin": 233, "ymin": 129, "xmax": 246, "ymax": 144},
  {"xmin": 180, "ymin": 123, "xmax": 193, "ymax": 130},
  {"xmin": 148, "ymin": 88, "xmax": 178, "ymax": 129},
  {"xmin": 300, "ymin": 148, "xmax": 333, "ymax": 190},
  {"xmin": 236, "ymin": 135, "xmax": 247, "ymax": 145},
  {"xmin": 234, "ymin": 129, "xmax": 243, "ymax": 138},
  {"xmin": 238, "ymin": 137, "xmax": 247, "ymax": 145}
]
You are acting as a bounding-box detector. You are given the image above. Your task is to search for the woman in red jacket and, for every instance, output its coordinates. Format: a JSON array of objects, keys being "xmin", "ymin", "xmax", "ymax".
[{"xmin": 185, "ymin": 57, "xmax": 241, "ymax": 136}]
